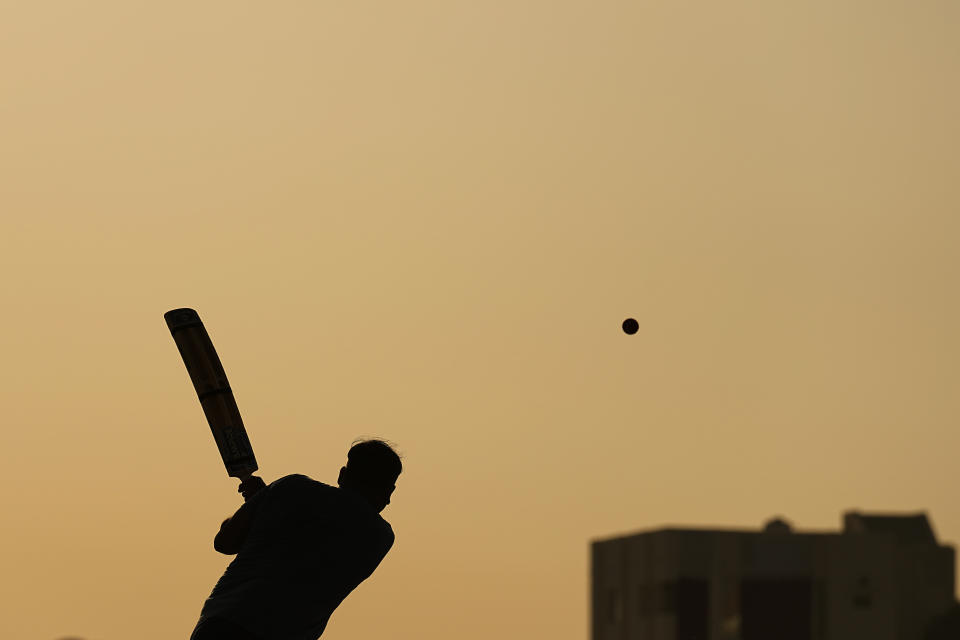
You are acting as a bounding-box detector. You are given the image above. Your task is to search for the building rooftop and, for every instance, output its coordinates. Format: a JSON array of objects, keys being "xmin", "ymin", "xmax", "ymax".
[
  {"xmin": 593, "ymin": 511, "xmax": 943, "ymax": 545},
  {"xmin": 844, "ymin": 510, "xmax": 938, "ymax": 544}
]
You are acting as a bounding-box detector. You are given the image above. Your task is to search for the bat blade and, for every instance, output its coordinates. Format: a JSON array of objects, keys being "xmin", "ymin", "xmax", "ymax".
[{"xmin": 164, "ymin": 308, "xmax": 258, "ymax": 480}]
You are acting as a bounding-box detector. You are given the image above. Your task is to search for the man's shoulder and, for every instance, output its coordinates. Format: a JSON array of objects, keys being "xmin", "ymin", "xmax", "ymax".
[
  {"xmin": 270, "ymin": 474, "xmax": 333, "ymax": 490},
  {"xmin": 272, "ymin": 473, "xmax": 316, "ymax": 485},
  {"xmin": 265, "ymin": 474, "xmax": 336, "ymax": 504}
]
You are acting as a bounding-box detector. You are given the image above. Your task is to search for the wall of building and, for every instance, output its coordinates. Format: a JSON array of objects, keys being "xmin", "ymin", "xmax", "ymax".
[{"xmin": 592, "ymin": 519, "xmax": 955, "ymax": 640}]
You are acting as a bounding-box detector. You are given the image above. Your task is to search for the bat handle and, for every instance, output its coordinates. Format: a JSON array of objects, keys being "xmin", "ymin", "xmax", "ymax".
[{"xmin": 238, "ymin": 475, "xmax": 266, "ymax": 502}]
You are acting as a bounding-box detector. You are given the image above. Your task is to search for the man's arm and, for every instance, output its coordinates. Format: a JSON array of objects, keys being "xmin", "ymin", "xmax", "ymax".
[{"xmin": 213, "ymin": 479, "xmax": 267, "ymax": 554}]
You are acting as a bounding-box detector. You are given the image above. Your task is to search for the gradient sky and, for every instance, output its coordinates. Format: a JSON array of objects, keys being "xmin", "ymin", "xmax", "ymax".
[{"xmin": 2, "ymin": 1, "xmax": 958, "ymax": 639}]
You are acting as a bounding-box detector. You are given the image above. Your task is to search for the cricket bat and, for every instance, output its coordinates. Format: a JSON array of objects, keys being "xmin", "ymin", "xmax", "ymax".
[{"xmin": 164, "ymin": 308, "xmax": 259, "ymax": 483}]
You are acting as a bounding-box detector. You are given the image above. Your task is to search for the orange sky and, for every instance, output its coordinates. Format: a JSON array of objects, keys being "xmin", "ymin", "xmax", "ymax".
[{"xmin": 2, "ymin": 2, "xmax": 958, "ymax": 639}]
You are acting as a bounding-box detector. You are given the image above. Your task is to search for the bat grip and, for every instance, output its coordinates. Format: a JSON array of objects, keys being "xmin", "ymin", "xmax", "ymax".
[{"xmin": 238, "ymin": 474, "xmax": 266, "ymax": 502}]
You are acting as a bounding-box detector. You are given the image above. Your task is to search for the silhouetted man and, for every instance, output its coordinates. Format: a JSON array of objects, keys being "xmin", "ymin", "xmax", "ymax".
[{"xmin": 190, "ymin": 439, "xmax": 402, "ymax": 640}]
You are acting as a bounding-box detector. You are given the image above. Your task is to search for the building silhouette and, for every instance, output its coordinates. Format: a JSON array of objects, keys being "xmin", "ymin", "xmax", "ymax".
[{"xmin": 591, "ymin": 510, "xmax": 956, "ymax": 640}]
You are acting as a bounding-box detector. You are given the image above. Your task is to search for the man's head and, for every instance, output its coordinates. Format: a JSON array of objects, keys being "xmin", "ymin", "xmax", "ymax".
[{"xmin": 337, "ymin": 439, "xmax": 402, "ymax": 513}]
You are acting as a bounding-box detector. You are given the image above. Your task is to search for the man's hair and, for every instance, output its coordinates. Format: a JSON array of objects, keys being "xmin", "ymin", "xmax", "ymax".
[{"xmin": 346, "ymin": 439, "xmax": 402, "ymax": 486}]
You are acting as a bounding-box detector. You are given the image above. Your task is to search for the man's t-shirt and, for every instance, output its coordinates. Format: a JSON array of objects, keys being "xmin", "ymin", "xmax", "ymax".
[{"xmin": 196, "ymin": 474, "xmax": 394, "ymax": 640}]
